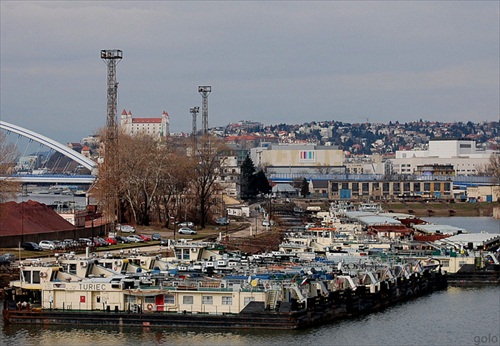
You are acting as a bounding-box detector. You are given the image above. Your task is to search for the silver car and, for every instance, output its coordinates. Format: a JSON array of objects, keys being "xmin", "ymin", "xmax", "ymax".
[
  {"xmin": 39, "ymin": 240, "xmax": 56, "ymax": 250},
  {"xmin": 126, "ymin": 235, "xmax": 144, "ymax": 243},
  {"xmin": 178, "ymin": 227, "xmax": 197, "ymax": 235},
  {"xmin": 120, "ymin": 225, "xmax": 136, "ymax": 233}
]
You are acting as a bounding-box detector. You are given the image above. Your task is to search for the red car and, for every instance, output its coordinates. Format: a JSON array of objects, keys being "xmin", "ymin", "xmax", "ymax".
[
  {"xmin": 138, "ymin": 234, "xmax": 152, "ymax": 242},
  {"xmin": 104, "ymin": 237, "xmax": 117, "ymax": 245}
]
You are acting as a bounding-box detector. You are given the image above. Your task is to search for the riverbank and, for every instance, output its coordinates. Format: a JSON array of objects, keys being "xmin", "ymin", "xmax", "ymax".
[{"xmin": 380, "ymin": 201, "xmax": 498, "ymax": 217}]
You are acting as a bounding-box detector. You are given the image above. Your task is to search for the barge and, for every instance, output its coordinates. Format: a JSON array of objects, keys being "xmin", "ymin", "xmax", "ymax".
[{"xmin": 2, "ymin": 246, "xmax": 447, "ymax": 330}]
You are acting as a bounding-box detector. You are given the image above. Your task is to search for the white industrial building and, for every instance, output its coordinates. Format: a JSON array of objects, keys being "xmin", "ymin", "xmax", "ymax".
[
  {"xmin": 391, "ymin": 139, "xmax": 495, "ymax": 176},
  {"xmin": 250, "ymin": 144, "xmax": 344, "ymax": 174}
]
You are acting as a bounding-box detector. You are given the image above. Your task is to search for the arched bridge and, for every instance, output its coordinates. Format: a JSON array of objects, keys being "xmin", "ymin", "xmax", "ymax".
[{"xmin": 0, "ymin": 120, "xmax": 98, "ymax": 175}]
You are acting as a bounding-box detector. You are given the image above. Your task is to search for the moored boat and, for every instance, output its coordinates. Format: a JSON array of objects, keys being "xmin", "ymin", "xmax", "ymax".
[{"xmin": 2, "ymin": 247, "xmax": 447, "ymax": 329}]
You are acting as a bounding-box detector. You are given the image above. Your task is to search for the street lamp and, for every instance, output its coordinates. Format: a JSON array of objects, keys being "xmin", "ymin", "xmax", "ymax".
[
  {"xmin": 225, "ymin": 209, "xmax": 229, "ymax": 235},
  {"xmin": 170, "ymin": 216, "xmax": 176, "ymax": 242},
  {"xmin": 254, "ymin": 207, "xmax": 259, "ymax": 236}
]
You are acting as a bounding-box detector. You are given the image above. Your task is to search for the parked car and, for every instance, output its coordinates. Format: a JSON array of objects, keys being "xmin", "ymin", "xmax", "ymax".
[
  {"xmin": 93, "ymin": 237, "xmax": 109, "ymax": 247},
  {"xmin": 22, "ymin": 242, "xmax": 42, "ymax": 251},
  {"xmin": 160, "ymin": 239, "xmax": 170, "ymax": 246},
  {"xmin": 78, "ymin": 238, "xmax": 94, "ymax": 247},
  {"xmin": 178, "ymin": 227, "xmax": 197, "ymax": 235},
  {"xmin": 177, "ymin": 221, "xmax": 194, "ymax": 228},
  {"xmin": 52, "ymin": 240, "xmax": 65, "ymax": 250},
  {"xmin": 119, "ymin": 225, "xmax": 136, "ymax": 233},
  {"xmin": 151, "ymin": 233, "xmax": 162, "ymax": 241},
  {"xmin": 215, "ymin": 217, "xmax": 229, "ymax": 226},
  {"xmin": 115, "ymin": 236, "xmax": 131, "ymax": 244},
  {"xmin": 126, "ymin": 235, "xmax": 144, "ymax": 243},
  {"xmin": 262, "ymin": 219, "xmax": 275, "ymax": 227},
  {"xmin": 62, "ymin": 239, "xmax": 78, "ymax": 248},
  {"xmin": 138, "ymin": 234, "xmax": 152, "ymax": 242},
  {"xmin": 104, "ymin": 236, "xmax": 117, "ymax": 245},
  {"xmin": 39, "ymin": 240, "xmax": 56, "ymax": 250},
  {"xmin": 0, "ymin": 253, "xmax": 16, "ymax": 265}
]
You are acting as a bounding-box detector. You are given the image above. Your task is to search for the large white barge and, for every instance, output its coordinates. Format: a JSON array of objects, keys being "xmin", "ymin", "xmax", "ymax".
[{"xmin": 2, "ymin": 242, "xmax": 447, "ymax": 329}]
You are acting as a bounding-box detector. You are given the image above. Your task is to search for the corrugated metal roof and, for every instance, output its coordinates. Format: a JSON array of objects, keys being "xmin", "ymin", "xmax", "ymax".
[
  {"xmin": 345, "ymin": 212, "xmax": 402, "ymax": 225},
  {"xmin": 446, "ymin": 232, "xmax": 500, "ymax": 243},
  {"xmin": 413, "ymin": 224, "xmax": 466, "ymax": 235}
]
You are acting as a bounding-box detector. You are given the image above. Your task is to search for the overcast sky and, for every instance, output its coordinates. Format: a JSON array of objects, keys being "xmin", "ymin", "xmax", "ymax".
[{"xmin": 1, "ymin": 1, "xmax": 499, "ymax": 144}]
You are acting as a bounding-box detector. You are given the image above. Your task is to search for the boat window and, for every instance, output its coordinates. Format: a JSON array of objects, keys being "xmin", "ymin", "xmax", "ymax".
[
  {"xmin": 22, "ymin": 270, "xmax": 32, "ymax": 283},
  {"xmin": 202, "ymin": 296, "xmax": 213, "ymax": 305},
  {"xmin": 183, "ymin": 296, "xmax": 194, "ymax": 305},
  {"xmin": 145, "ymin": 297, "xmax": 155, "ymax": 304},
  {"xmin": 33, "ymin": 271, "xmax": 41, "ymax": 284},
  {"xmin": 222, "ymin": 296, "xmax": 233, "ymax": 305},
  {"xmin": 164, "ymin": 295, "xmax": 175, "ymax": 304}
]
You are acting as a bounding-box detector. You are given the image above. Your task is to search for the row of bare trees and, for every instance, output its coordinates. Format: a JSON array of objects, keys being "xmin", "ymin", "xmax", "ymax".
[{"xmin": 93, "ymin": 131, "xmax": 228, "ymax": 229}]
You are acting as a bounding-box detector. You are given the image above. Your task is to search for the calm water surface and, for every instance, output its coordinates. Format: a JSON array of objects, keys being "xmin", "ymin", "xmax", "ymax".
[{"xmin": 1, "ymin": 286, "xmax": 499, "ymax": 346}]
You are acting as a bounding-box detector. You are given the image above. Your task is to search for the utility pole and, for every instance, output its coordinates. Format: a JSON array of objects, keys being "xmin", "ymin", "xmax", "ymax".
[{"xmin": 100, "ymin": 49, "xmax": 122, "ymax": 233}]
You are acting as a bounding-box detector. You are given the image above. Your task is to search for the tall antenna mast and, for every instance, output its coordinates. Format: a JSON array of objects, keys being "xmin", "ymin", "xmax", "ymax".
[
  {"xmin": 190, "ymin": 106, "xmax": 200, "ymax": 148},
  {"xmin": 101, "ymin": 50, "xmax": 122, "ymax": 146},
  {"xmin": 100, "ymin": 49, "xmax": 122, "ymax": 230},
  {"xmin": 198, "ymin": 86, "xmax": 211, "ymax": 134}
]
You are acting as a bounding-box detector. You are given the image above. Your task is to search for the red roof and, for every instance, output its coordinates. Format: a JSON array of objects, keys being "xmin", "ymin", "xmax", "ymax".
[
  {"xmin": 132, "ymin": 118, "xmax": 162, "ymax": 123},
  {"xmin": 225, "ymin": 135, "xmax": 258, "ymax": 141},
  {"xmin": 0, "ymin": 200, "xmax": 76, "ymax": 236}
]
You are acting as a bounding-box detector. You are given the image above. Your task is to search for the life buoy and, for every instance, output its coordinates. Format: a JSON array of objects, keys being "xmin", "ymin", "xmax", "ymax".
[
  {"xmin": 265, "ymin": 283, "xmax": 270, "ymax": 289},
  {"xmin": 146, "ymin": 304, "xmax": 153, "ymax": 311}
]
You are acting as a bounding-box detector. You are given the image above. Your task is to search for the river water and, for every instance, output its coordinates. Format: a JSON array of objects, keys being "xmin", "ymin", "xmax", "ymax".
[
  {"xmin": 1, "ymin": 285, "xmax": 499, "ymax": 346},
  {"xmin": 1, "ymin": 204, "xmax": 499, "ymax": 345}
]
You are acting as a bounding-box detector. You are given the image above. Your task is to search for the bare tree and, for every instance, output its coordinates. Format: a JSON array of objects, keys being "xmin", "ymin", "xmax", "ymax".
[
  {"xmin": 154, "ymin": 141, "xmax": 196, "ymax": 228},
  {"xmin": 193, "ymin": 135, "xmax": 228, "ymax": 228},
  {"xmin": 485, "ymin": 153, "xmax": 500, "ymax": 200},
  {"xmin": 485, "ymin": 153, "xmax": 500, "ymax": 185},
  {"xmin": 116, "ymin": 132, "xmax": 171, "ymax": 226},
  {"xmin": 0, "ymin": 132, "xmax": 20, "ymax": 203}
]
